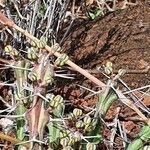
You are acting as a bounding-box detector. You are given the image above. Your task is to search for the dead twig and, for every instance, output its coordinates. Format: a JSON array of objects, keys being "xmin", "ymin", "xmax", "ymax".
[{"xmin": 0, "ymin": 132, "xmax": 30, "ymax": 148}]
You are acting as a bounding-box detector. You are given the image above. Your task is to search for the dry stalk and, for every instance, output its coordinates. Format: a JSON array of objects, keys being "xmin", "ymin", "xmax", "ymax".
[
  {"xmin": 0, "ymin": 12, "xmax": 149, "ymax": 125},
  {"xmin": 0, "ymin": 132, "xmax": 30, "ymax": 148}
]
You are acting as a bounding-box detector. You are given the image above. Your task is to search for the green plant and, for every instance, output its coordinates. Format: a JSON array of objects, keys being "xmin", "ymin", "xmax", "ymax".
[
  {"xmin": 127, "ymin": 125, "xmax": 150, "ymax": 150},
  {"xmin": 1, "ymin": 41, "xmax": 106, "ymax": 149},
  {"xmin": 82, "ymin": 0, "xmax": 137, "ymax": 20},
  {"xmin": 0, "ymin": 8, "xmax": 149, "ymax": 150},
  {"xmin": 88, "ymin": 8, "xmax": 102, "ymax": 20}
]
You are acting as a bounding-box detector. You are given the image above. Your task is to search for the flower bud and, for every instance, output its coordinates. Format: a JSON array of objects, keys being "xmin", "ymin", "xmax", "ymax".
[{"xmin": 66, "ymin": 130, "xmax": 71, "ymax": 136}]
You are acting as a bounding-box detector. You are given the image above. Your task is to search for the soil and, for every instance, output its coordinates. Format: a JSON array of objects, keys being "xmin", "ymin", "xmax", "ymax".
[{"xmin": 62, "ymin": 0, "xmax": 150, "ymax": 88}]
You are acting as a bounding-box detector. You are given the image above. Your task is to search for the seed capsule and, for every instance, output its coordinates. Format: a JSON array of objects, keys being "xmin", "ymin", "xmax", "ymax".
[
  {"xmin": 54, "ymin": 100, "xmax": 60, "ymax": 108},
  {"xmin": 51, "ymin": 43, "xmax": 61, "ymax": 52},
  {"xmin": 68, "ymin": 113, "xmax": 75, "ymax": 120},
  {"xmin": 68, "ymin": 138, "xmax": 75, "ymax": 146},
  {"xmin": 73, "ymin": 108, "xmax": 83, "ymax": 117},
  {"xmin": 84, "ymin": 124, "xmax": 92, "ymax": 132},
  {"xmin": 106, "ymin": 61, "xmax": 112, "ymax": 68},
  {"xmin": 30, "ymin": 40, "xmax": 37, "ymax": 47},
  {"xmin": 37, "ymin": 41, "xmax": 45, "ymax": 49},
  {"xmin": 86, "ymin": 143, "xmax": 96, "ymax": 150},
  {"xmin": 60, "ymin": 137, "xmax": 69, "ymax": 147},
  {"xmin": 4, "ymin": 45, "xmax": 13, "ymax": 53},
  {"xmin": 55, "ymin": 54, "xmax": 69, "ymax": 67},
  {"xmin": 40, "ymin": 37, "xmax": 48, "ymax": 46},
  {"xmin": 91, "ymin": 119, "xmax": 97, "ymax": 128},
  {"xmin": 28, "ymin": 72, "xmax": 37, "ymax": 81},
  {"xmin": 55, "ymin": 104, "xmax": 64, "ymax": 115},
  {"xmin": 49, "ymin": 99, "xmax": 55, "ymax": 107},
  {"xmin": 104, "ymin": 61, "xmax": 113, "ymax": 75},
  {"xmin": 28, "ymin": 47, "xmax": 37, "ymax": 57},
  {"xmin": 11, "ymin": 49, "xmax": 19, "ymax": 57},
  {"xmin": 54, "ymin": 95, "xmax": 63, "ymax": 104},
  {"xmin": 83, "ymin": 116, "xmax": 92, "ymax": 125},
  {"xmin": 74, "ymin": 131, "xmax": 82, "ymax": 142},
  {"xmin": 143, "ymin": 145, "xmax": 150, "ymax": 150},
  {"xmin": 118, "ymin": 69, "xmax": 126, "ymax": 76},
  {"xmin": 50, "ymin": 95, "xmax": 63, "ymax": 108},
  {"xmin": 104, "ymin": 67, "xmax": 112, "ymax": 75},
  {"xmin": 4, "ymin": 45, "xmax": 19, "ymax": 57},
  {"xmin": 75, "ymin": 121, "xmax": 84, "ymax": 128},
  {"xmin": 45, "ymin": 78, "xmax": 53, "ymax": 85},
  {"xmin": 60, "ymin": 131, "xmax": 67, "ymax": 138}
]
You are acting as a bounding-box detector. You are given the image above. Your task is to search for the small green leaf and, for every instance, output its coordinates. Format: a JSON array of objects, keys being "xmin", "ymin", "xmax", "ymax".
[{"xmin": 89, "ymin": 9, "xmax": 102, "ymax": 19}]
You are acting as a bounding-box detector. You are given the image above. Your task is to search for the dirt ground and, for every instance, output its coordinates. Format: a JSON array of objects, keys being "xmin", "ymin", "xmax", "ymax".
[{"xmin": 62, "ymin": 1, "xmax": 150, "ymax": 88}]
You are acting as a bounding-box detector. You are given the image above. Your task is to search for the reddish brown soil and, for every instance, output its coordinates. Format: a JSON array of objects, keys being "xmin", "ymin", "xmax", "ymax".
[{"xmin": 62, "ymin": 1, "xmax": 150, "ymax": 88}]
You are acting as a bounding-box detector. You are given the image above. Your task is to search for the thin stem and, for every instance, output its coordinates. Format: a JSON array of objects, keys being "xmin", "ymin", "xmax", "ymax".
[{"xmin": 123, "ymin": 85, "xmax": 150, "ymax": 94}]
